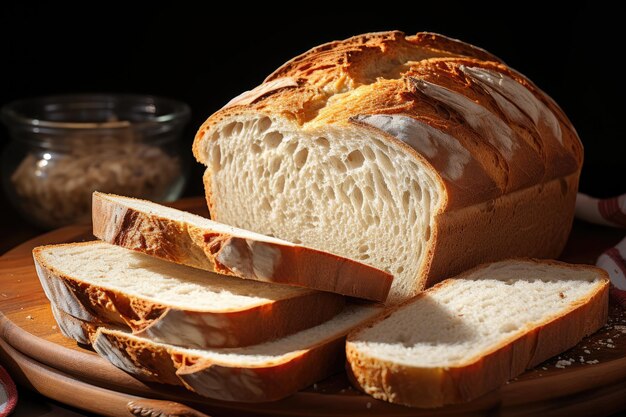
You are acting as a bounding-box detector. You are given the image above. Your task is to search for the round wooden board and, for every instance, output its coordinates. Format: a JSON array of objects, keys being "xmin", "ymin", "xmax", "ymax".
[{"xmin": 1, "ymin": 198, "xmax": 626, "ymax": 417}]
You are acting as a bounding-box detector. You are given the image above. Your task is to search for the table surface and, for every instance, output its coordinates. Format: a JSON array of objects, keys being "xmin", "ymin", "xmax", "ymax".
[{"xmin": 1, "ymin": 193, "xmax": 626, "ymax": 417}]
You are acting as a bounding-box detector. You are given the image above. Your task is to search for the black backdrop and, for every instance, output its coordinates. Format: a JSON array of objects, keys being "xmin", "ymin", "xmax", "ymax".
[{"xmin": 1, "ymin": 2, "xmax": 623, "ymax": 199}]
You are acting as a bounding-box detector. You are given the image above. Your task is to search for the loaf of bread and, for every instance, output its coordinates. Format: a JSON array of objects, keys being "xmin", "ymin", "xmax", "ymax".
[
  {"xmin": 51, "ymin": 302, "xmax": 383, "ymax": 402},
  {"xmin": 193, "ymin": 31, "xmax": 583, "ymax": 303},
  {"xmin": 34, "ymin": 241, "xmax": 344, "ymax": 348},
  {"xmin": 346, "ymin": 259, "xmax": 609, "ymax": 407},
  {"xmin": 92, "ymin": 192, "xmax": 392, "ymax": 301}
]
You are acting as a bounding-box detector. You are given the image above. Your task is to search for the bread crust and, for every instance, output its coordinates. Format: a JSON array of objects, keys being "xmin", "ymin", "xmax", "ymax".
[
  {"xmin": 34, "ymin": 242, "xmax": 345, "ymax": 348},
  {"xmin": 345, "ymin": 259, "xmax": 610, "ymax": 408},
  {"xmin": 53, "ymin": 304, "xmax": 383, "ymax": 403},
  {"xmin": 92, "ymin": 192, "xmax": 392, "ymax": 302},
  {"xmin": 193, "ymin": 31, "xmax": 581, "ymax": 207},
  {"xmin": 91, "ymin": 328, "xmax": 347, "ymax": 402},
  {"xmin": 50, "ymin": 304, "xmax": 99, "ymax": 345},
  {"xmin": 426, "ymin": 173, "xmax": 579, "ymax": 287},
  {"xmin": 193, "ymin": 31, "xmax": 583, "ymax": 298}
]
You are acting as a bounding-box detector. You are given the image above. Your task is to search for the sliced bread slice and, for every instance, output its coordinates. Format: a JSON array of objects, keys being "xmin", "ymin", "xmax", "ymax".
[
  {"xmin": 346, "ymin": 259, "xmax": 609, "ymax": 408},
  {"xmin": 34, "ymin": 241, "xmax": 344, "ymax": 348},
  {"xmin": 92, "ymin": 192, "xmax": 393, "ymax": 302},
  {"xmin": 89, "ymin": 303, "xmax": 382, "ymax": 402}
]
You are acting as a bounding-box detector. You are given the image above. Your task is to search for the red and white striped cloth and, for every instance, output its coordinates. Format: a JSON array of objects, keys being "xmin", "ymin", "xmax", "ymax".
[
  {"xmin": 0, "ymin": 366, "xmax": 17, "ymax": 417},
  {"xmin": 576, "ymin": 193, "xmax": 626, "ymax": 228},
  {"xmin": 597, "ymin": 238, "xmax": 626, "ymax": 308},
  {"xmin": 576, "ymin": 192, "xmax": 626, "ymax": 308}
]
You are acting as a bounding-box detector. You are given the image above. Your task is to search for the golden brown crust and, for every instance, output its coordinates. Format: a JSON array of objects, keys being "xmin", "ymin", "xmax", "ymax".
[
  {"xmin": 96, "ymin": 328, "xmax": 183, "ymax": 386},
  {"xmin": 177, "ymin": 337, "xmax": 346, "ymax": 402},
  {"xmin": 426, "ymin": 173, "xmax": 579, "ymax": 287},
  {"xmin": 91, "ymin": 327, "xmax": 347, "ymax": 402},
  {"xmin": 88, "ymin": 305, "xmax": 383, "ymax": 403},
  {"xmin": 92, "ymin": 192, "xmax": 392, "ymax": 301},
  {"xmin": 345, "ymin": 260, "xmax": 610, "ymax": 408},
  {"xmin": 50, "ymin": 304, "xmax": 101, "ymax": 346},
  {"xmin": 34, "ymin": 242, "xmax": 345, "ymax": 348},
  {"xmin": 406, "ymin": 32, "xmax": 503, "ymax": 63},
  {"xmin": 193, "ymin": 30, "xmax": 581, "ymax": 209}
]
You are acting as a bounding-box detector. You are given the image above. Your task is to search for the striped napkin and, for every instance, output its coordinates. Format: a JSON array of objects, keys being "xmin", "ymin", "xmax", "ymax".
[
  {"xmin": 0, "ymin": 366, "xmax": 17, "ymax": 417},
  {"xmin": 576, "ymin": 193, "xmax": 626, "ymax": 308}
]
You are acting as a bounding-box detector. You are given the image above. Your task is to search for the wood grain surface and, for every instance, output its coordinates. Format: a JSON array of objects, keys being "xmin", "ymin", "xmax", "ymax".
[{"xmin": 1, "ymin": 198, "xmax": 625, "ymax": 417}]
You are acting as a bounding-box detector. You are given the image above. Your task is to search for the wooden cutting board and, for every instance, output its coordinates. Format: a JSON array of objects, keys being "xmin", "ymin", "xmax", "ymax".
[{"xmin": 1, "ymin": 198, "xmax": 626, "ymax": 417}]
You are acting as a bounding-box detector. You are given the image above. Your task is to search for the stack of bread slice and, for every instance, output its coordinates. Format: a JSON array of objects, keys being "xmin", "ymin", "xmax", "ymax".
[
  {"xmin": 34, "ymin": 192, "xmax": 388, "ymax": 402},
  {"xmin": 34, "ymin": 193, "xmax": 611, "ymax": 407}
]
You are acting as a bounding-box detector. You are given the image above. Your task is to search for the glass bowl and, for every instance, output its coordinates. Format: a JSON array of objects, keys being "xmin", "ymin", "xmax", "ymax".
[{"xmin": 1, "ymin": 94, "xmax": 190, "ymax": 229}]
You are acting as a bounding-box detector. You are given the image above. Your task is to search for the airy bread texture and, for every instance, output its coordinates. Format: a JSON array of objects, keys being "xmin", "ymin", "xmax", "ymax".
[
  {"xmin": 76, "ymin": 304, "xmax": 382, "ymax": 402},
  {"xmin": 346, "ymin": 259, "xmax": 609, "ymax": 408},
  {"xmin": 92, "ymin": 192, "xmax": 392, "ymax": 301},
  {"xmin": 34, "ymin": 241, "xmax": 344, "ymax": 348},
  {"xmin": 193, "ymin": 31, "xmax": 583, "ymax": 303}
]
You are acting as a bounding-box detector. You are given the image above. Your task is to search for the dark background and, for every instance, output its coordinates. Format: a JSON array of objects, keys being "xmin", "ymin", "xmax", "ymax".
[
  {"xmin": 1, "ymin": 4, "xmax": 625, "ymax": 415},
  {"xmin": 0, "ymin": 2, "xmax": 623, "ymax": 207}
]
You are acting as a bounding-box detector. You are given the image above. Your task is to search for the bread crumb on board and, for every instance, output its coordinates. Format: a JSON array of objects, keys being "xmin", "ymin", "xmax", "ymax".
[
  {"xmin": 555, "ymin": 359, "xmax": 572, "ymax": 368},
  {"xmin": 529, "ymin": 305, "xmax": 625, "ymax": 372}
]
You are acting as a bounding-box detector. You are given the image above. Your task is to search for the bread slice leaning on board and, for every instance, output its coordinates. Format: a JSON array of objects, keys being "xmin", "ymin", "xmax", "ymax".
[
  {"xmin": 92, "ymin": 192, "xmax": 392, "ymax": 302},
  {"xmin": 51, "ymin": 303, "xmax": 383, "ymax": 402},
  {"xmin": 34, "ymin": 241, "xmax": 345, "ymax": 348},
  {"xmin": 346, "ymin": 259, "xmax": 609, "ymax": 408},
  {"xmin": 193, "ymin": 31, "xmax": 583, "ymax": 304}
]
